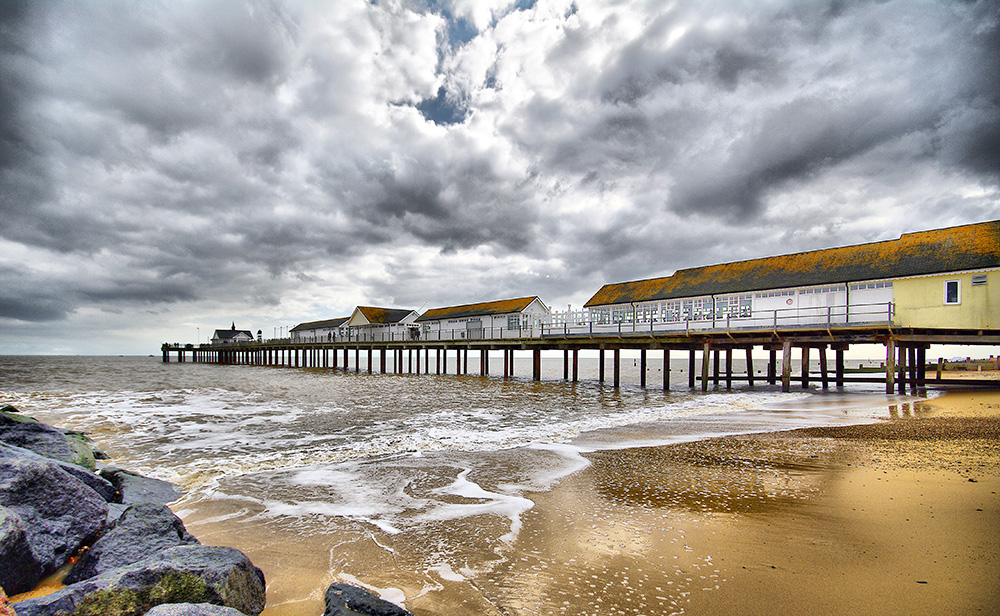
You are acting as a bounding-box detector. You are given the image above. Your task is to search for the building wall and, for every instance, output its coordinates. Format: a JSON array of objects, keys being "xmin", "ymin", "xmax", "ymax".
[{"xmin": 894, "ymin": 270, "xmax": 998, "ymax": 329}]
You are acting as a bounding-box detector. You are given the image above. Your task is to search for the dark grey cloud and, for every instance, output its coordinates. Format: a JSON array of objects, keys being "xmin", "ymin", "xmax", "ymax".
[{"xmin": 0, "ymin": 0, "xmax": 997, "ymax": 353}]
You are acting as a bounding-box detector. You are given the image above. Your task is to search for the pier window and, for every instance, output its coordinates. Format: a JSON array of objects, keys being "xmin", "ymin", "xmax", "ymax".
[
  {"xmin": 714, "ymin": 293, "xmax": 752, "ymax": 319},
  {"xmin": 944, "ymin": 280, "xmax": 960, "ymax": 305}
]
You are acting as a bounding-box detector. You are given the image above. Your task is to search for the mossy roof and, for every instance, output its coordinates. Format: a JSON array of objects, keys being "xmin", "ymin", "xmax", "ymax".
[
  {"xmin": 584, "ymin": 220, "xmax": 1000, "ymax": 307},
  {"xmin": 354, "ymin": 306, "xmax": 415, "ymax": 324},
  {"xmin": 290, "ymin": 317, "xmax": 350, "ymax": 332},
  {"xmin": 415, "ymin": 296, "xmax": 542, "ymax": 322}
]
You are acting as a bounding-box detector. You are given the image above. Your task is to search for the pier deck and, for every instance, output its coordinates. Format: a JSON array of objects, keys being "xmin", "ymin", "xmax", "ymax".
[{"xmin": 163, "ymin": 324, "xmax": 1000, "ymax": 393}]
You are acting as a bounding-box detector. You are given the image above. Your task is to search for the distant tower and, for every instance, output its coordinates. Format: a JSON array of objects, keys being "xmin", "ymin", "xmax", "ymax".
[{"xmin": 231, "ymin": 322, "xmax": 236, "ymax": 331}]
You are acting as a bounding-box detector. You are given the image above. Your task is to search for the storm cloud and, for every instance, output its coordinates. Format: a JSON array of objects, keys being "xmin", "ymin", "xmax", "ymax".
[{"xmin": 0, "ymin": 0, "xmax": 997, "ymax": 354}]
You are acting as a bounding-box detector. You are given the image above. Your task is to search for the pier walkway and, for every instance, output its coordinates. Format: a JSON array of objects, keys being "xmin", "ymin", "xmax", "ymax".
[{"xmin": 162, "ymin": 315, "xmax": 1000, "ymax": 394}]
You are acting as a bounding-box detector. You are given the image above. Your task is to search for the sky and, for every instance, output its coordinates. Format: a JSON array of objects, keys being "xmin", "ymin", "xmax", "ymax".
[{"xmin": 1, "ymin": 0, "xmax": 998, "ymax": 355}]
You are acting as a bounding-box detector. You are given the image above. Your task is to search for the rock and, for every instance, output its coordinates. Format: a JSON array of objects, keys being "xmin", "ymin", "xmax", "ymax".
[
  {"xmin": 0, "ymin": 585, "xmax": 18, "ymax": 616},
  {"xmin": 324, "ymin": 583, "xmax": 413, "ymax": 616},
  {"xmin": 14, "ymin": 545, "xmax": 266, "ymax": 616},
  {"xmin": 0, "ymin": 409, "xmax": 96, "ymax": 470},
  {"xmin": 101, "ymin": 467, "xmax": 183, "ymax": 505},
  {"xmin": 0, "ymin": 457, "xmax": 107, "ymax": 590},
  {"xmin": 0, "ymin": 442, "xmax": 117, "ymax": 503},
  {"xmin": 0, "ymin": 505, "xmax": 45, "ymax": 595},
  {"xmin": 66, "ymin": 503, "xmax": 200, "ymax": 584},
  {"xmin": 143, "ymin": 603, "xmax": 248, "ymax": 615}
]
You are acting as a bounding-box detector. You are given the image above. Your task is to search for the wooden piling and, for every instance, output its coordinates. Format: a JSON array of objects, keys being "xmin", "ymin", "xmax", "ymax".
[{"xmin": 781, "ymin": 340, "xmax": 792, "ymax": 392}]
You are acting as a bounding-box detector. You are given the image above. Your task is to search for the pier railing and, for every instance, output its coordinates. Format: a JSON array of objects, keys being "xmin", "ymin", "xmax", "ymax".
[{"xmin": 279, "ymin": 302, "xmax": 894, "ymax": 344}]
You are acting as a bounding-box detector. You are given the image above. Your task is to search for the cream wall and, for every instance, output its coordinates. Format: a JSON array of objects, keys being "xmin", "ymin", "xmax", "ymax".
[{"xmin": 894, "ymin": 270, "xmax": 998, "ymax": 328}]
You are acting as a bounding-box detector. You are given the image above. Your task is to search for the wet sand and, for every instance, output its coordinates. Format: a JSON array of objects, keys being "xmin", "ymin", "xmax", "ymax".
[
  {"xmin": 478, "ymin": 390, "xmax": 999, "ymax": 616},
  {"xmin": 17, "ymin": 389, "xmax": 996, "ymax": 615}
]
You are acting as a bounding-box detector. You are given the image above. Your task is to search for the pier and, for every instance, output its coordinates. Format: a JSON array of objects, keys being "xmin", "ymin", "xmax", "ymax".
[
  {"xmin": 162, "ymin": 320, "xmax": 1000, "ymax": 393},
  {"xmin": 164, "ymin": 222, "xmax": 1000, "ymax": 393}
]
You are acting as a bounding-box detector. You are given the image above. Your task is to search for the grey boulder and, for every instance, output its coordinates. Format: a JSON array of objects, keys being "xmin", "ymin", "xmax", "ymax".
[
  {"xmin": 0, "ymin": 457, "xmax": 107, "ymax": 590},
  {"xmin": 0, "ymin": 442, "xmax": 117, "ymax": 502},
  {"xmin": 0, "ymin": 409, "xmax": 97, "ymax": 470},
  {"xmin": 324, "ymin": 583, "xmax": 413, "ymax": 616},
  {"xmin": 101, "ymin": 466, "xmax": 183, "ymax": 505},
  {"xmin": 13, "ymin": 545, "xmax": 266, "ymax": 616},
  {"xmin": 0, "ymin": 505, "xmax": 45, "ymax": 595},
  {"xmin": 65, "ymin": 502, "xmax": 200, "ymax": 584}
]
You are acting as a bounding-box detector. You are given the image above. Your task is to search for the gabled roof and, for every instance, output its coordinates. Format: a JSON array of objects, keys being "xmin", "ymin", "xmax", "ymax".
[
  {"xmin": 349, "ymin": 306, "xmax": 416, "ymax": 326},
  {"xmin": 585, "ymin": 220, "xmax": 1000, "ymax": 307},
  {"xmin": 415, "ymin": 296, "xmax": 545, "ymax": 322},
  {"xmin": 213, "ymin": 329, "xmax": 254, "ymax": 339},
  {"xmin": 290, "ymin": 317, "xmax": 350, "ymax": 332}
]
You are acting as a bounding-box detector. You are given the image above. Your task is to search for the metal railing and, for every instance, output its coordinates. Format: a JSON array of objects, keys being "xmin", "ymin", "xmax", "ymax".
[{"xmin": 238, "ymin": 302, "xmax": 894, "ymax": 345}]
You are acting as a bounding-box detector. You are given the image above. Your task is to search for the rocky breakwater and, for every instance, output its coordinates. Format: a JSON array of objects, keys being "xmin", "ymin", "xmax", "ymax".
[{"xmin": 0, "ymin": 405, "xmax": 266, "ymax": 616}]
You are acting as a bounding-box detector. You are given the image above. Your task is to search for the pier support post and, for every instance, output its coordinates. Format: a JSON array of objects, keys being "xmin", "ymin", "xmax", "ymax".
[
  {"xmin": 355, "ymin": 348, "xmax": 360, "ymax": 373},
  {"xmin": 835, "ymin": 348, "xmax": 845, "ymax": 388},
  {"xmin": 713, "ymin": 349, "xmax": 720, "ymax": 389},
  {"xmin": 819, "ymin": 346, "xmax": 829, "ymax": 390},
  {"xmin": 781, "ymin": 340, "xmax": 792, "ymax": 393},
  {"xmin": 503, "ymin": 349, "xmax": 509, "ymax": 378},
  {"xmin": 885, "ymin": 339, "xmax": 896, "ymax": 394},
  {"xmin": 768, "ymin": 349, "xmax": 776, "ymax": 385},
  {"xmin": 701, "ymin": 343, "xmax": 711, "ymax": 392},
  {"xmin": 564, "ymin": 350, "xmax": 569, "ymax": 381},
  {"xmin": 745, "ymin": 347, "xmax": 754, "ymax": 388},
  {"xmin": 436, "ymin": 349, "xmax": 441, "ymax": 375},
  {"xmin": 908, "ymin": 346, "xmax": 918, "ymax": 393},
  {"xmin": 481, "ymin": 349, "xmax": 487, "ymax": 376},
  {"xmin": 897, "ymin": 344, "xmax": 907, "ymax": 394},
  {"xmin": 573, "ymin": 349, "xmax": 579, "ymax": 382},
  {"xmin": 689, "ymin": 349, "xmax": 696, "ymax": 388},
  {"xmin": 533, "ymin": 348, "xmax": 541, "ymax": 381},
  {"xmin": 640, "ymin": 348, "xmax": 647, "ymax": 388},
  {"xmin": 613, "ymin": 349, "xmax": 620, "ymax": 388},
  {"xmin": 663, "ymin": 349, "xmax": 670, "ymax": 390},
  {"xmin": 801, "ymin": 347, "xmax": 810, "ymax": 388},
  {"xmin": 917, "ymin": 347, "xmax": 927, "ymax": 388},
  {"xmin": 599, "ymin": 349, "xmax": 605, "ymax": 383},
  {"xmin": 725, "ymin": 348, "xmax": 732, "ymax": 390}
]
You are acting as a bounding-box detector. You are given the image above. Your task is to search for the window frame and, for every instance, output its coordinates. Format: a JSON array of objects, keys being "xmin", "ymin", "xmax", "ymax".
[{"xmin": 944, "ymin": 279, "xmax": 961, "ymax": 305}]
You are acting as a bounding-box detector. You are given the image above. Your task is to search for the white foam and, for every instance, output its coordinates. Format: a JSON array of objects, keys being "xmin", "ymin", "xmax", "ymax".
[
  {"xmin": 428, "ymin": 562, "xmax": 466, "ymax": 582},
  {"xmin": 419, "ymin": 469, "xmax": 535, "ymax": 544}
]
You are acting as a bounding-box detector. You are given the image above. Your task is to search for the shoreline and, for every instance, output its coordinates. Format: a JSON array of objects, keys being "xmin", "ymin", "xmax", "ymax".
[
  {"xmin": 9, "ymin": 386, "xmax": 997, "ymax": 615},
  {"xmin": 466, "ymin": 389, "xmax": 999, "ymax": 616}
]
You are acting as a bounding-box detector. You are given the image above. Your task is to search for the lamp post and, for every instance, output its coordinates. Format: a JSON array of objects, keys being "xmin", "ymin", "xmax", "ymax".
[{"xmin": 197, "ymin": 327, "xmax": 200, "ymax": 345}]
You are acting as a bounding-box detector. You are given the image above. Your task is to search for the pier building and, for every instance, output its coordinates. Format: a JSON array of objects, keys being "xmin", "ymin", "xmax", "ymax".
[
  {"xmin": 164, "ymin": 220, "xmax": 999, "ymax": 393},
  {"xmin": 415, "ymin": 296, "xmax": 550, "ymax": 340},
  {"xmin": 290, "ymin": 317, "xmax": 349, "ymax": 342}
]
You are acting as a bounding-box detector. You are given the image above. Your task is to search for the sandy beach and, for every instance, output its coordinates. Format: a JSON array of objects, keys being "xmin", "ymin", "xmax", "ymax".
[{"xmin": 467, "ymin": 390, "xmax": 999, "ymax": 616}]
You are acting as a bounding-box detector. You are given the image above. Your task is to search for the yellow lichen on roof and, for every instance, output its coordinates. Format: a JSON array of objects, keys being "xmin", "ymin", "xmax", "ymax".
[
  {"xmin": 419, "ymin": 297, "xmax": 539, "ymax": 321},
  {"xmin": 585, "ymin": 220, "xmax": 1000, "ymax": 307}
]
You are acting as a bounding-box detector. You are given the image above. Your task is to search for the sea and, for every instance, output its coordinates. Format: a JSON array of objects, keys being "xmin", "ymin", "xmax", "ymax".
[{"xmin": 0, "ymin": 354, "xmax": 928, "ymax": 615}]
